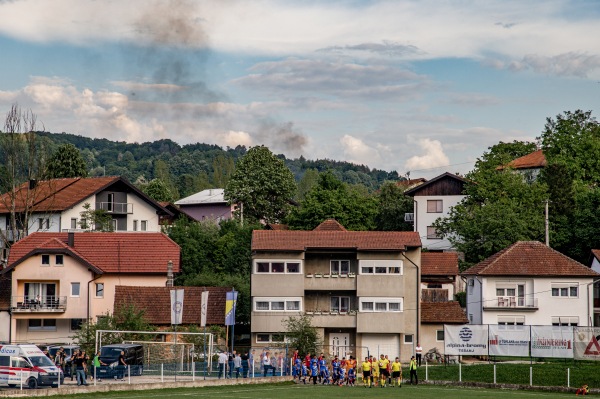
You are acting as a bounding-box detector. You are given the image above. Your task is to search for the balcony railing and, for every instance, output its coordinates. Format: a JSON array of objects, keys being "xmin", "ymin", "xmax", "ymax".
[
  {"xmin": 11, "ymin": 296, "xmax": 67, "ymax": 312},
  {"xmin": 485, "ymin": 296, "xmax": 538, "ymax": 309},
  {"xmin": 95, "ymin": 202, "xmax": 133, "ymax": 214}
]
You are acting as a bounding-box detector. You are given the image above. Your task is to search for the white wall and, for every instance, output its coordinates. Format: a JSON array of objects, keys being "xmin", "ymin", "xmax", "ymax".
[
  {"xmin": 465, "ymin": 276, "xmax": 482, "ymax": 324},
  {"xmin": 127, "ymin": 194, "xmax": 161, "ymax": 232},
  {"xmin": 60, "ymin": 194, "xmax": 95, "ymax": 230},
  {"xmin": 414, "ymin": 195, "xmax": 464, "ymax": 250}
]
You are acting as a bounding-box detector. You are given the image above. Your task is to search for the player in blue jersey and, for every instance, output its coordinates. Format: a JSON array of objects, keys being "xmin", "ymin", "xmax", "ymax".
[
  {"xmin": 338, "ymin": 365, "xmax": 346, "ymax": 386},
  {"xmin": 310, "ymin": 355, "xmax": 319, "ymax": 384},
  {"xmin": 347, "ymin": 366, "xmax": 356, "ymax": 386},
  {"xmin": 331, "ymin": 356, "xmax": 340, "ymax": 385}
]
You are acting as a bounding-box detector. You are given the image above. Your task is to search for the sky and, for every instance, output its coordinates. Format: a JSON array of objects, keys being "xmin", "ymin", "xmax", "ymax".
[{"xmin": 0, "ymin": 0, "xmax": 599, "ymax": 179}]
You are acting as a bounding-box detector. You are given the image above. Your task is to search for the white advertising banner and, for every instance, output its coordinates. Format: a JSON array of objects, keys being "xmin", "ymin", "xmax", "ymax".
[
  {"xmin": 574, "ymin": 327, "xmax": 600, "ymax": 361},
  {"xmin": 170, "ymin": 289, "xmax": 184, "ymax": 325},
  {"xmin": 444, "ymin": 325, "xmax": 488, "ymax": 356},
  {"xmin": 488, "ymin": 325, "xmax": 530, "ymax": 357},
  {"xmin": 531, "ymin": 326, "xmax": 574, "ymax": 358}
]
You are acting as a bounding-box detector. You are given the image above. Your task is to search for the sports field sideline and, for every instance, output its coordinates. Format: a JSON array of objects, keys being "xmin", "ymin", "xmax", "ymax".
[{"xmin": 19, "ymin": 383, "xmax": 578, "ymax": 399}]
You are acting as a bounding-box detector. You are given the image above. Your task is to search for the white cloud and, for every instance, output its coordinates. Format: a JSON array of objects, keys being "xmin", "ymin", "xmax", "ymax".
[
  {"xmin": 404, "ymin": 138, "xmax": 450, "ymax": 171},
  {"xmin": 217, "ymin": 130, "xmax": 253, "ymax": 148},
  {"xmin": 340, "ymin": 135, "xmax": 391, "ymax": 168}
]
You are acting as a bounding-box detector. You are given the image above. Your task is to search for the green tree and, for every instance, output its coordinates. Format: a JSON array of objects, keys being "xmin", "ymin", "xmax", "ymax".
[
  {"xmin": 284, "ymin": 314, "xmax": 320, "ymax": 356},
  {"xmin": 46, "ymin": 143, "xmax": 88, "ymax": 178},
  {"xmin": 375, "ymin": 181, "xmax": 414, "ymax": 231},
  {"xmin": 79, "ymin": 202, "xmax": 113, "ymax": 231},
  {"xmin": 212, "ymin": 154, "xmax": 235, "ymax": 187},
  {"xmin": 143, "ymin": 178, "xmax": 174, "ymax": 202},
  {"xmin": 225, "ymin": 146, "xmax": 296, "ymax": 224},
  {"xmin": 286, "ymin": 171, "xmax": 377, "ymax": 230},
  {"xmin": 296, "ymin": 168, "xmax": 319, "ymax": 201}
]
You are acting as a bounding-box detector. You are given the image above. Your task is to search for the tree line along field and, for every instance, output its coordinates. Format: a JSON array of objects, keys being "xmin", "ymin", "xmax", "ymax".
[{"xmin": 41, "ymin": 383, "xmax": 577, "ymax": 399}]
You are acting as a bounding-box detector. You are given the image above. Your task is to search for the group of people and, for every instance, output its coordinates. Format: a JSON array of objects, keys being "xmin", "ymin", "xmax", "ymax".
[
  {"xmin": 43, "ymin": 347, "xmax": 128, "ymax": 386},
  {"xmin": 217, "ymin": 350, "xmax": 252, "ymax": 379}
]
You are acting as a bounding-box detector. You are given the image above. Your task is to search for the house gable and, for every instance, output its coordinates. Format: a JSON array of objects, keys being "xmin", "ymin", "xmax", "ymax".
[{"xmin": 405, "ymin": 172, "xmax": 468, "ymax": 197}]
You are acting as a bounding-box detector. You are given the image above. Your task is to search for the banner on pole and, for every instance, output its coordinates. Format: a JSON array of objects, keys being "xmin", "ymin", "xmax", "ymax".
[
  {"xmin": 225, "ymin": 290, "xmax": 238, "ymax": 326},
  {"xmin": 574, "ymin": 327, "xmax": 600, "ymax": 360},
  {"xmin": 488, "ymin": 325, "xmax": 530, "ymax": 357},
  {"xmin": 201, "ymin": 291, "xmax": 209, "ymax": 327},
  {"xmin": 531, "ymin": 326, "xmax": 573, "ymax": 358},
  {"xmin": 444, "ymin": 325, "xmax": 488, "ymax": 356},
  {"xmin": 170, "ymin": 289, "xmax": 184, "ymax": 325}
]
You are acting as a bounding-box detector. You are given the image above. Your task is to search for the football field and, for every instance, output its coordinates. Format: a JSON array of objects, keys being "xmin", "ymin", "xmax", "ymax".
[{"xmin": 45, "ymin": 382, "xmax": 575, "ymax": 399}]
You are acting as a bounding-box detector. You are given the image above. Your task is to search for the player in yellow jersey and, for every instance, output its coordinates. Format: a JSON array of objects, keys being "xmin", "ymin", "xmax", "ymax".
[
  {"xmin": 361, "ymin": 357, "xmax": 372, "ymax": 388},
  {"xmin": 370, "ymin": 355, "xmax": 379, "ymax": 387},
  {"xmin": 391, "ymin": 357, "xmax": 402, "ymax": 387},
  {"xmin": 378, "ymin": 354, "xmax": 390, "ymax": 387}
]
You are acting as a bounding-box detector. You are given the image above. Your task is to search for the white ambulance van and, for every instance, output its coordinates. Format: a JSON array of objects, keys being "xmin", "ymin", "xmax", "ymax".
[{"xmin": 0, "ymin": 344, "xmax": 64, "ymax": 389}]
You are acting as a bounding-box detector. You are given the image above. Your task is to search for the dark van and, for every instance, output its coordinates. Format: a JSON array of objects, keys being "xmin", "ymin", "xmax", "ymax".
[{"xmin": 99, "ymin": 344, "xmax": 144, "ymax": 376}]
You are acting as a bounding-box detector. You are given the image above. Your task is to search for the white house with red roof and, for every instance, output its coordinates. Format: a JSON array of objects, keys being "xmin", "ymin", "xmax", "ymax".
[
  {"xmin": 463, "ymin": 241, "xmax": 599, "ymax": 327},
  {"xmin": 0, "ymin": 231, "xmax": 180, "ymax": 344},
  {"xmin": 496, "ymin": 149, "xmax": 547, "ymax": 182},
  {"xmin": 251, "ymin": 219, "xmax": 422, "ymax": 363},
  {"xmin": 590, "ymin": 249, "xmax": 600, "ymax": 326}
]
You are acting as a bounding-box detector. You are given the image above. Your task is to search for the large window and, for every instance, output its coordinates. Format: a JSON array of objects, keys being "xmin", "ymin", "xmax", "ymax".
[
  {"xmin": 427, "ymin": 226, "xmax": 441, "ymax": 239},
  {"xmin": 330, "ymin": 260, "xmax": 350, "ymax": 275},
  {"xmin": 359, "ymin": 260, "xmax": 402, "ymax": 275},
  {"xmin": 256, "ymin": 333, "xmax": 288, "ymax": 343},
  {"xmin": 552, "ymin": 316, "xmax": 578, "ymax": 326},
  {"xmin": 28, "ymin": 319, "xmax": 56, "ymax": 331},
  {"xmin": 360, "ymin": 297, "xmax": 403, "ymax": 312},
  {"xmin": 253, "ymin": 297, "xmax": 302, "ymax": 312},
  {"xmin": 427, "ymin": 200, "xmax": 443, "ymax": 213},
  {"xmin": 497, "ymin": 316, "xmax": 525, "ymax": 330},
  {"xmin": 24, "ymin": 282, "xmax": 56, "ymax": 302},
  {"xmin": 551, "ymin": 283, "xmax": 578, "ymax": 298},
  {"xmin": 330, "ymin": 296, "xmax": 350, "ymax": 313},
  {"xmin": 254, "ymin": 260, "xmax": 302, "ymax": 274}
]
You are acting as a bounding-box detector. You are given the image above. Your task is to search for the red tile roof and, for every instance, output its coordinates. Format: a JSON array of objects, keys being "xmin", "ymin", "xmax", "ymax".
[
  {"xmin": 314, "ymin": 219, "xmax": 347, "ymax": 231},
  {"xmin": 114, "ymin": 286, "xmax": 228, "ymax": 325},
  {"xmin": 421, "ymin": 252, "xmax": 459, "ymax": 276},
  {"xmin": 462, "ymin": 241, "xmax": 598, "ymax": 277},
  {"xmin": 421, "ymin": 301, "xmax": 468, "ymax": 324},
  {"xmin": 497, "ymin": 149, "xmax": 547, "ymax": 170},
  {"xmin": 4, "ymin": 232, "xmax": 180, "ymax": 274},
  {"xmin": 396, "ymin": 178, "xmax": 427, "ymax": 191},
  {"xmin": 592, "ymin": 249, "xmax": 600, "ymax": 263}
]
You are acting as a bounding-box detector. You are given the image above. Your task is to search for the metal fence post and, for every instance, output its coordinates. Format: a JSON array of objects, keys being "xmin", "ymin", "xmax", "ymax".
[
  {"xmin": 425, "ymin": 361, "xmax": 428, "ymax": 381},
  {"xmin": 128, "ymin": 365, "xmax": 131, "ymax": 384},
  {"xmin": 459, "ymin": 361, "xmax": 462, "ymax": 382},
  {"xmin": 567, "ymin": 368, "xmax": 570, "ymax": 388},
  {"xmin": 529, "ymin": 366, "xmax": 532, "ymax": 386},
  {"xmin": 161, "ymin": 364, "xmax": 164, "ymax": 383},
  {"xmin": 493, "ymin": 364, "xmax": 496, "ymax": 384}
]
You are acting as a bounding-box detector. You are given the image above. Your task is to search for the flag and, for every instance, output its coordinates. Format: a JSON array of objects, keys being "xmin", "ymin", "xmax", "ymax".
[
  {"xmin": 225, "ymin": 290, "xmax": 238, "ymax": 326},
  {"xmin": 170, "ymin": 289, "xmax": 184, "ymax": 325},
  {"xmin": 201, "ymin": 291, "xmax": 209, "ymax": 327}
]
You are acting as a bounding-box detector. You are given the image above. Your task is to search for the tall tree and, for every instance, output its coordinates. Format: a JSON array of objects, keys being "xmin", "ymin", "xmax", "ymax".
[
  {"xmin": 375, "ymin": 181, "xmax": 414, "ymax": 231},
  {"xmin": 212, "ymin": 154, "xmax": 235, "ymax": 188},
  {"xmin": 142, "ymin": 178, "xmax": 175, "ymax": 202},
  {"xmin": 225, "ymin": 146, "xmax": 296, "ymax": 224},
  {"xmin": 286, "ymin": 171, "xmax": 378, "ymax": 231},
  {"xmin": 284, "ymin": 315, "xmax": 320, "ymax": 356},
  {"xmin": 296, "ymin": 168, "xmax": 319, "ymax": 201},
  {"xmin": 46, "ymin": 143, "xmax": 88, "ymax": 178}
]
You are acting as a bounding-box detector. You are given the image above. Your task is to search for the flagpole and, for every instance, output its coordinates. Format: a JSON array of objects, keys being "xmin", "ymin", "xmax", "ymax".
[{"xmin": 231, "ymin": 289, "xmax": 236, "ymax": 356}]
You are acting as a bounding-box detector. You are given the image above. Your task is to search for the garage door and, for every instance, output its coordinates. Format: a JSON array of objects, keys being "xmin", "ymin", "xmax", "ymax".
[{"xmin": 361, "ymin": 333, "xmax": 400, "ymax": 359}]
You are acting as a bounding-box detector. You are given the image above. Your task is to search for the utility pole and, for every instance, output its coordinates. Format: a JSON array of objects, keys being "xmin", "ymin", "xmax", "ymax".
[{"xmin": 544, "ymin": 199, "xmax": 549, "ymax": 247}]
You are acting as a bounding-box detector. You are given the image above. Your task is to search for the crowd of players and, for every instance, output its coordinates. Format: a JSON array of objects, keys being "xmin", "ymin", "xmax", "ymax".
[{"xmin": 291, "ymin": 351, "xmax": 404, "ymax": 388}]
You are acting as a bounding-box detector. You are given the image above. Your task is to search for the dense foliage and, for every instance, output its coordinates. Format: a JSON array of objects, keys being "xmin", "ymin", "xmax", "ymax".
[{"xmin": 45, "ymin": 143, "xmax": 88, "ymax": 178}]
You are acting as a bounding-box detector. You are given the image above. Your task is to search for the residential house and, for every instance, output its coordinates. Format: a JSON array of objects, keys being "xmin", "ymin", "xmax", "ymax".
[
  {"xmin": 0, "ymin": 274, "xmax": 10, "ymax": 342},
  {"xmin": 251, "ymin": 219, "xmax": 422, "ymax": 363},
  {"xmin": 0, "ymin": 176, "xmax": 173, "ymax": 259},
  {"xmin": 463, "ymin": 241, "xmax": 598, "ymax": 327},
  {"xmin": 114, "ymin": 286, "xmax": 228, "ymax": 326},
  {"xmin": 405, "ymin": 172, "xmax": 468, "ymax": 251},
  {"xmin": 421, "ymin": 252, "xmax": 461, "ymax": 302},
  {"xmin": 174, "ymin": 189, "xmax": 235, "ymax": 222},
  {"xmin": 420, "ymin": 301, "xmax": 467, "ymax": 356},
  {"xmin": 496, "ymin": 149, "xmax": 547, "ymax": 182},
  {"xmin": 0, "ymin": 231, "xmax": 180, "ymax": 344},
  {"xmin": 590, "ymin": 249, "xmax": 600, "ymax": 326}
]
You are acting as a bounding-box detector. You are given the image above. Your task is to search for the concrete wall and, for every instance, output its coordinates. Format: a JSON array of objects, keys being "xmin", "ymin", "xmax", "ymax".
[
  {"xmin": 414, "ymin": 194, "xmax": 464, "ymax": 250},
  {"xmin": 179, "ymin": 204, "xmax": 233, "ymax": 222}
]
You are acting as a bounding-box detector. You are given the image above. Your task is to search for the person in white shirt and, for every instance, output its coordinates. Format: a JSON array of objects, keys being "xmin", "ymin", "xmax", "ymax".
[
  {"xmin": 218, "ymin": 352, "xmax": 228, "ymax": 379},
  {"xmin": 262, "ymin": 351, "xmax": 273, "ymax": 377},
  {"xmin": 415, "ymin": 343, "xmax": 423, "ymax": 367}
]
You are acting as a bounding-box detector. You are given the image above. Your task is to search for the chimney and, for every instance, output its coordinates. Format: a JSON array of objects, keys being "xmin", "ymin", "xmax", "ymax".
[
  {"xmin": 166, "ymin": 260, "xmax": 174, "ymax": 287},
  {"xmin": 29, "ymin": 179, "xmax": 37, "ymax": 190},
  {"xmin": 68, "ymin": 232, "xmax": 74, "ymax": 247}
]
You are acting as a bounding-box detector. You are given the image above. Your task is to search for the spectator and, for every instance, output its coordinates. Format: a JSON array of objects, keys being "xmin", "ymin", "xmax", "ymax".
[
  {"xmin": 217, "ymin": 351, "xmax": 228, "ymax": 379},
  {"xmin": 233, "ymin": 352, "xmax": 242, "ymax": 378}
]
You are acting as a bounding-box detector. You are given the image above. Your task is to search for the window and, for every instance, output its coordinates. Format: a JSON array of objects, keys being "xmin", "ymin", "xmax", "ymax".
[
  {"xmin": 107, "ymin": 193, "xmax": 114, "ymax": 212},
  {"xmin": 38, "ymin": 218, "xmax": 49, "ymax": 231},
  {"xmin": 70, "ymin": 218, "xmax": 77, "ymax": 230},
  {"xmin": 436, "ymin": 330, "xmax": 445, "ymax": 341},
  {"xmin": 95, "ymin": 283, "xmax": 104, "ymax": 298},
  {"xmin": 551, "ymin": 283, "xmax": 579, "ymax": 297},
  {"xmin": 28, "ymin": 319, "xmax": 56, "ymax": 331},
  {"xmin": 359, "ymin": 260, "xmax": 403, "ymax": 275},
  {"xmin": 112, "ymin": 219, "xmax": 118, "ymax": 231},
  {"xmin": 133, "ymin": 220, "xmax": 138, "ymax": 231},
  {"xmin": 427, "ymin": 200, "xmax": 443, "ymax": 213},
  {"xmin": 496, "ymin": 288, "xmax": 516, "ymax": 297},
  {"xmin": 497, "ymin": 316, "xmax": 525, "ymax": 329},
  {"xmin": 360, "ymin": 297, "xmax": 403, "ymax": 312},
  {"xmin": 256, "ymin": 333, "xmax": 288, "ymax": 343},
  {"xmin": 330, "ymin": 296, "xmax": 350, "ymax": 313},
  {"xmin": 80, "ymin": 218, "xmax": 88, "ymax": 229},
  {"xmin": 24, "ymin": 282, "xmax": 56, "ymax": 302},
  {"xmin": 427, "ymin": 226, "xmax": 441, "ymax": 239},
  {"xmin": 41, "ymin": 254, "xmax": 50, "ymax": 265},
  {"xmin": 141, "ymin": 220, "xmax": 147, "ymax": 231},
  {"xmin": 55, "ymin": 255, "xmax": 64, "ymax": 265},
  {"xmin": 71, "ymin": 282, "xmax": 80, "ymax": 297},
  {"xmin": 254, "ymin": 260, "xmax": 302, "ymax": 274},
  {"xmin": 256, "ymin": 334, "xmax": 270, "ymax": 343},
  {"xmin": 253, "ymin": 297, "xmax": 302, "ymax": 312},
  {"xmin": 552, "ymin": 316, "xmax": 578, "ymax": 326},
  {"xmin": 404, "ymin": 334, "xmax": 414, "ymax": 344},
  {"xmin": 71, "ymin": 319, "xmax": 83, "ymax": 331},
  {"xmin": 331, "ymin": 260, "xmax": 350, "ymax": 275}
]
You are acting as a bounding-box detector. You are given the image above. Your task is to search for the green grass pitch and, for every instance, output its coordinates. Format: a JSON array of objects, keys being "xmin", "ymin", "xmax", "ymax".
[{"xmin": 47, "ymin": 382, "xmax": 576, "ymax": 399}]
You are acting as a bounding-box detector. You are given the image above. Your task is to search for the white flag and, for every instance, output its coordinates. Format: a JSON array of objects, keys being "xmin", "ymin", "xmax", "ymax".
[
  {"xmin": 201, "ymin": 291, "xmax": 209, "ymax": 327},
  {"xmin": 170, "ymin": 289, "xmax": 184, "ymax": 325}
]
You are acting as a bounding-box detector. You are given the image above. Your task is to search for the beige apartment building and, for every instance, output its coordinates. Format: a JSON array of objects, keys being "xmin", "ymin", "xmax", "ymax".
[{"xmin": 251, "ymin": 219, "xmax": 422, "ymax": 363}]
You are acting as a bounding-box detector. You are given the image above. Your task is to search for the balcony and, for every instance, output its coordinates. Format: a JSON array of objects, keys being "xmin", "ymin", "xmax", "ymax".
[
  {"xmin": 11, "ymin": 296, "xmax": 67, "ymax": 313},
  {"xmin": 422, "ymin": 288, "xmax": 449, "ymax": 302},
  {"xmin": 304, "ymin": 273, "xmax": 357, "ymax": 291},
  {"xmin": 305, "ymin": 311, "xmax": 357, "ymax": 328},
  {"xmin": 95, "ymin": 202, "xmax": 133, "ymax": 214},
  {"xmin": 483, "ymin": 296, "xmax": 538, "ymax": 311}
]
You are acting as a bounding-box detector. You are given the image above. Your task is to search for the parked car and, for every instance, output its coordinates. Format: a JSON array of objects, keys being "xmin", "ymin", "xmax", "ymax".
[{"xmin": 98, "ymin": 344, "xmax": 144, "ymax": 376}]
